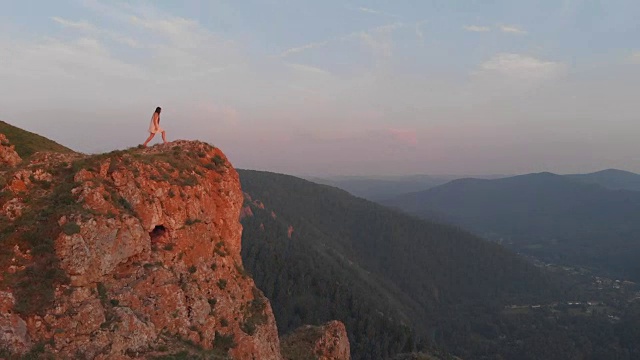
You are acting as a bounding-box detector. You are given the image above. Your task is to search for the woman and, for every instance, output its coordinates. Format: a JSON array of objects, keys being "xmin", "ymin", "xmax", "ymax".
[{"xmin": 142, "ymin": 107, "xmax": 167, "ymax": 147}]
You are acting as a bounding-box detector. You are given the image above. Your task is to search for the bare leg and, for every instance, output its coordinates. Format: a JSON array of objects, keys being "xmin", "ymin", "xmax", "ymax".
[
  {"xmin": 161, "ymin": 131, "xmax": 167, "ymax": 144},
  {"xmin": 143, "ymin": 133, "xmax": 155, "ymax": 147}
]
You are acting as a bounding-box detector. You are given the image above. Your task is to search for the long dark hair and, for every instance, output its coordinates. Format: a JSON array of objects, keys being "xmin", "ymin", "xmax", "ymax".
[{"xmin": 155, "ymin": 107, "xmax": 161, "ymax": 123}]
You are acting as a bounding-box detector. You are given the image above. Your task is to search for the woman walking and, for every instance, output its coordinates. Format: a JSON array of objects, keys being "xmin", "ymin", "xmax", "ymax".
[{"xmin": 142, "ymin": 107, "xmax": 167, "ymax": 147}]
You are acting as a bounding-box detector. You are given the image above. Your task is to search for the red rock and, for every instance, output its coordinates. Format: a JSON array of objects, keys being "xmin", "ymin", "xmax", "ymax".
[
  {"xmin": 0, "ymin": 134, "xmax": 22, "ymax": 166},
  {"xmin": 0, "ymin": 292, "xmax": 31, "ymax": 353},
  {"xmin": 240, "ymin": 206, "xmax": 254, "ymax": 220},
  {"xmin": 0, "ymin": 141, "xmax": 284, "ymax": 359},
  {"xmin": 281, "ymin": 320, "xmax": 351, "ymax": 360},
  {"xmin": 2, "ymin": 198, "xmax": 25, "ymax": 220}
]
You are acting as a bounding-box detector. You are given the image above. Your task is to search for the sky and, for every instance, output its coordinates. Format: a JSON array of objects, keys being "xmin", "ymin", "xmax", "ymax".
[{"xmin": 1, "ymin": 0, "xmax": 640, "ymax": 176}]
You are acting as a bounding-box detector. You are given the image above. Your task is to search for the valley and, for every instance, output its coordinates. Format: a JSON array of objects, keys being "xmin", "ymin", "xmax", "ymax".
[{"xmin": 239, "ymin": 170, "xmax": 640, "ymax": 360}]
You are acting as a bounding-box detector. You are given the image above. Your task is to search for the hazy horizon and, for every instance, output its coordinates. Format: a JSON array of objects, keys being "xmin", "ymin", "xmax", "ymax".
[{"xmin": 2, "ymin": 1, "xmax": 640, "ymax": 176}]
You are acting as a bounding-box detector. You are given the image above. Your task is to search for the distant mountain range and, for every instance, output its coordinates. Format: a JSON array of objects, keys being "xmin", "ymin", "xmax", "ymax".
[
  {"xmin": 310, "ymin": 174, "xmax": 508, "ymax": 201},
  {"xmin": 384, "ymin": 171, "xmax": 640, "ymax": 281},
  {"xmin": 313, "ymin": 169, "xmax": 640, "ymax": 202},
  {"xmin": 566, "ymin": 168, "xmax": 640, "ymax": 192}
]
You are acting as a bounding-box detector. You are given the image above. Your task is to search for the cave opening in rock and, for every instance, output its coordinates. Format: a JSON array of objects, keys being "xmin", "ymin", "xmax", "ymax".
[{"xmin": 150, "ymin": 225, "xmax": 167, "ymax": 243}]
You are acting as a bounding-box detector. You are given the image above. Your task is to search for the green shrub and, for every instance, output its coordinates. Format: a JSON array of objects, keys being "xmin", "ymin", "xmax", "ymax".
[
  {"xmin": 241, "ymin": 288, "xmax": 268, "ymax": 336},
  {"xmin": 217, "ymin": 279, "xmax": 227, "ymax": 290},
  {"xmin": 185, "ymin": 218, "xmax": 202, "ymax": 226},
  {"xmin": 181, "ymin": 176, "xmax": 198, "ymax": 187},
  {"xmin": 116, "ymin": 196, "xmax": 135, "ymax": 213},
  {"xmin": 213, "ymin": 331, "xmax": 236, "ymax": 352},
  {"xmin": 61, "ymin": 222, "xmax": 81, "ymax": 235},
  {"xmin": 97, "ymin": 283, "xmax": 108, "ymax": 303},
  {"xmin": 212, "ymin": 155, "xmax": 225, "ymax": 167}
]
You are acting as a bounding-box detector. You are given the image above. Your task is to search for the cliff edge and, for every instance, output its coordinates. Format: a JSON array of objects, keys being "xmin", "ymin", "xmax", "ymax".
[{"xmin": 0, "ymin": 139, "xmax": 283, "ymax": 359}]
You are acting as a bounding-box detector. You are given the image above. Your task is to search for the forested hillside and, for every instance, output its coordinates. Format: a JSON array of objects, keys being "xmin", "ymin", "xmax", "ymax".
[
  {"xmin": 385, "ymin": 172, "xmax": 640, "ymax": 281},
  {"xmin": 238, "ymin": 170, "xmax": 635, "ymax": 359}
]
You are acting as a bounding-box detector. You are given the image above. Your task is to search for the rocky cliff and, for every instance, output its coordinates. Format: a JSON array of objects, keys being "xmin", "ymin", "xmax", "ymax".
[
  {"xmin": 0, "ymin": 134, "xmax": 349, "ymax": 360},
  {"xmin": 280, "ymin": 321, "xmax": 351, "ymax": 360},
  {"xmin": 0, "ymin": 134, "xmax": 21, "ymax": 167}
]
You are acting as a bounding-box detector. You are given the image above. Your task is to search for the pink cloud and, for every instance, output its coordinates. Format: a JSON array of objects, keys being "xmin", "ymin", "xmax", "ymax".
[
  {"xmin": 194, "ymin": 102, "xmax": 239, "ymax": 125},
  {"xmin": 387, "ymin": 128, "xmax": 417, "ymax": 146}
]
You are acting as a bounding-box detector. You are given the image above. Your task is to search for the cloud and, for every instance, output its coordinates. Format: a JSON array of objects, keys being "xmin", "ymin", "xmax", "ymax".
[
  {"xmin": 0, "ymin": 0, "xmax": 253, "ymax": 109},
  {"xmin": 387, "ymin": 128, "xmax": 417, "ymax": 146},
  {"xmin": 347, "ymin": 23, "xmax": 405, "ymax": 59},
  {"xmin": 297, "ymin": 128, "xmax": 418, "ymax": 149},
  {"xmin": 463, "ymin": 24, "xmax": 526, "ymax": 35},
  {"xmin": 194, "ymin": 102, "xmax": 240, "ymax": 125},
  {"xmin": 77, "ymin": 2, "xmax": 242, "ymax": 80},
  {"xmin": 287, "ymin": 63, "xmax": 332, "ymax": 75},
  {"xmin": 0, "ymin": 36, "xmax": 144, "ymax": 81},
  {"xmin": 51, "ymin": 16, "xmax": 139, "ymax": 48},
  {"xmin": 51, "ymin": 16, "xmax": 95, "ymax": 31},
  {"xmin": 352, "ymin": 6, "xmax": 400, "ymax": 18},
  {"xmin": 628, "ymin": 51, "xmax": 640, "ymax": 63},
  {"xmin": 280, "ymin": 23, "xmax": 405, "ymax": 59},
  {"xmin": 358, "ymin": 7, "xmax": 381, "ymax": 14},
  {"xmin": 279, "ymin": 40, "xmax": 330, "ymax": 57},
  {"xmin": 475, "ymin": 53, "xmax": 565, "ymax": 83},
  {"xmin": 128, "ymin": 15, "xmax": 209, "ymax": 48},
  {"xmin": 464, "ymin": 25, "xmax": 491, "ymax": 32},
  {"xmin": 499, "ymin": 25, "xmax": 527, "ymax": 34}
]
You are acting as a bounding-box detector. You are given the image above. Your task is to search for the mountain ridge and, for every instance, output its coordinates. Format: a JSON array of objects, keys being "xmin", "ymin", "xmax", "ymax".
[{"xmin": 384, "ymin": 171, "xmax": 640, "ymax": 280}]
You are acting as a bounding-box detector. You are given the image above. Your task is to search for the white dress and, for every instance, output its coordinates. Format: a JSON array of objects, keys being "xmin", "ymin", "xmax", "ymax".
[{"xmin": 148, "ymin": 113, "xmax": 164, "ymax": 134}]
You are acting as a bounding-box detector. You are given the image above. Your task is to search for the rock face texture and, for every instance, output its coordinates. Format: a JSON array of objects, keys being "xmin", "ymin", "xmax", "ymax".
[
  {"xmin": 280, "ymin": 321, "xmax": 351, "ymax": 360},
  {"xmin": 0, "ymin": 134, "xmax": 21, "ymax": 167},
  {"xmin": 0, "ymin": 140, "xmax": 283, "ymax": 359}
]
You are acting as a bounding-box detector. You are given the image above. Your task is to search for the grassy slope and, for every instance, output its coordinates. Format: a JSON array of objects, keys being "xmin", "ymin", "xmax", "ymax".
[{"xmin": 0, "ymin": 120, "xmax": 75, "ymax": 158}]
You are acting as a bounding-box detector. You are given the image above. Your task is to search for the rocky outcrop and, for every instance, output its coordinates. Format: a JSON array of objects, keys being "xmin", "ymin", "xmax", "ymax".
[
  {"xmin": 0, "ymin": 141, "xmax": 283, "ymax": 359},
  {"xmin": 280, "ymin": 320, "xmax": 351, "ymax": 360},
  {"xmin": 0, "ymin": 292, "xmax": 30, "ymax": 353},
  {"xmin": 0, "ymin": 133, "xmax": 21, "ymax": 167}
]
